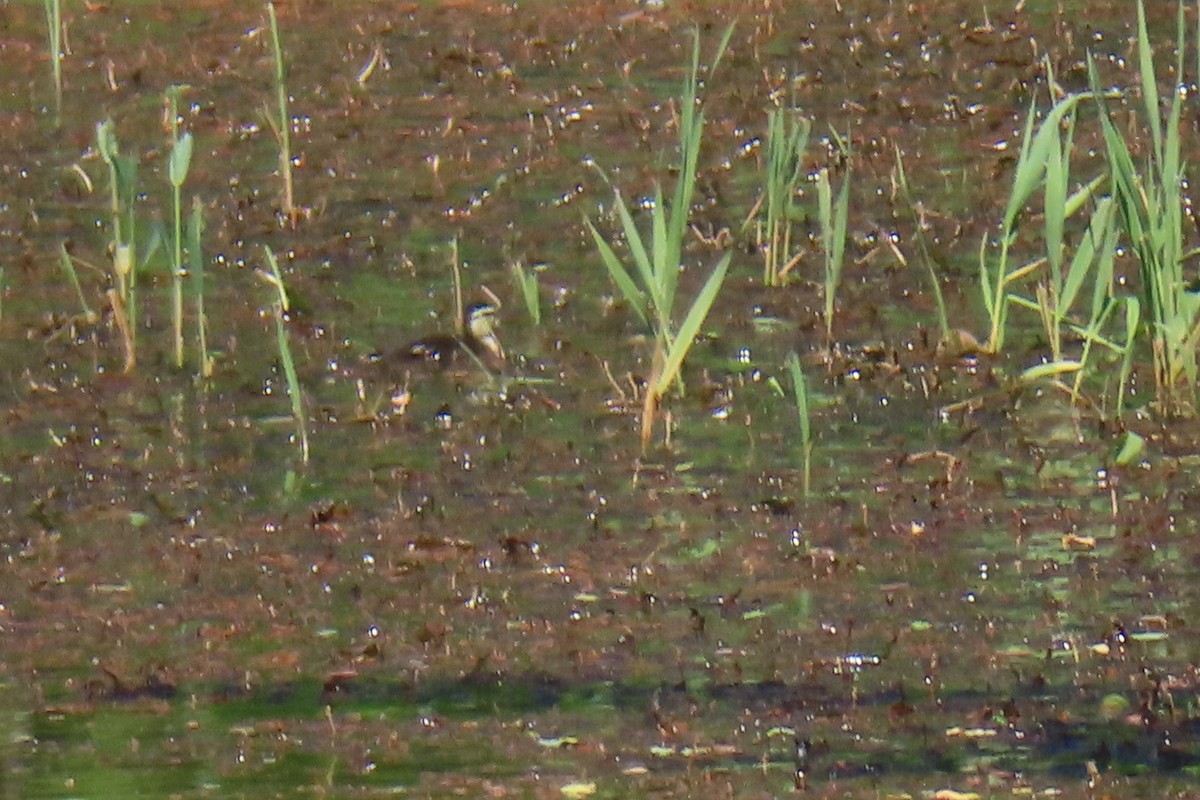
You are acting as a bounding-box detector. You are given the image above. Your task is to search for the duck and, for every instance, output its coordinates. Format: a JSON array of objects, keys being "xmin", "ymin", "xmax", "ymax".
[{"xmin": 401, "ymin": 302, "xmax": 505, "ymax": 370}]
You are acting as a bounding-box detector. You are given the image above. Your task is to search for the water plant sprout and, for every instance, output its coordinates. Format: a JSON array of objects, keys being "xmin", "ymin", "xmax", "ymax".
[{"xmin": 586, "ymin": 23, "xmax": 735, "ymax": 447}]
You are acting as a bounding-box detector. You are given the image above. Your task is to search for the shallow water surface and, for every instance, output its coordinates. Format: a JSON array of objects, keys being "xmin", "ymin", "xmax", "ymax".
[{"xmin": 3, "ymin": 1, "xmax": 1200, "ymax": 798}]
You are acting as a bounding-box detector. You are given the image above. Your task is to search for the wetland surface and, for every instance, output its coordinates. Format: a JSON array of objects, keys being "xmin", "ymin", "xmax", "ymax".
[{"xmin": 3, "ymin": 1, "xmax": 1200, "ymax": 797}]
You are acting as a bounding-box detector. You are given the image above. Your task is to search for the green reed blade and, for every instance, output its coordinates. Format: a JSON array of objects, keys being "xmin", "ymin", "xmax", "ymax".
[
  {"xmin": 818, "ymin": 164, "xmax": 851, "ymax": 343},
  {"xmin": 262, "ymin": 246, "xmax": 308, "ymax": 463},
  {"xmin": 785, "ymin": 350, "xmax": 812, "ymax": 497},
  {"xmin": 511, "ymin": 262, "xmax": 541, "ymax": 327},
  {"xmin": 614, "ymin": 191, "xmax": 653, "ymax": 286},
  {"xmin": 653, "ymin": 251, "xmax": 730, "ymax": 397},
  {"xmin": 58, "ymin": 244, "xmax": 93, "ymax": 322},
  {"xmin": 1059, "ymin": 196, "xmax": 1114, "ymax": 325},
  {"xmin": 1117, "ymin": 297, "xmax": 1140, "ymax": 417},
  {"xmin": 651, "ymin": 184, "xmax": 673, "ymax": 322},
  {"xmin": 1136, "ymin": 0, "xmax": 1163, "ymax": 164},
  {"xmin": 1044, "ymin": 128, "xmax": 1067, "ymax": 284},
  {"xmin": 585, "ymin": 216, "xmax": 649, "ymax": 329},
  {"xmin": 188, "ymin": 197, "xmax": 212, "ymax": 378},
  {"xmin": 267, "ymin": 2, "xmax": 295, "ymax": 219},
  {"xmin": 42, "ymin": 0, "xmax": 62, "ymax": 124}
]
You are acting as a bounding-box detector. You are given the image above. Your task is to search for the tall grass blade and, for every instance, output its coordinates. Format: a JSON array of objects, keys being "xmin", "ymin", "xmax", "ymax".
[
  {"xmin": 818, "ymin": 163, "xmax": 851, "ymax": 344},
  {"xmin": 267, "ymin": 2, "xmax": 296, "ymax": 222},
  {"xmin": 261, "ymin": 246, "xmax": 309, "ymax": 463},
  {"xmin": 188, "ymin": 198, "xmax": 212, "ymax": 377},
  {"xmin": 785, "ymin": 351, "xmax": 813, "ymax": 497},
  {"xmin": 42, "ymin": 0, "xmax": 62, "ymax": 125},
  {"xmin": 894, "ymin": 147, "xmax": 950, "ymax": 340},
  {"xmin": 512, "ymin": 261, "xmax": 541, "ymax": 326},
  {"xmin": 653, "ymin": 252, "xmax": 730, "ymax": 397},
  {"xmin": 58, "ymin": 244, "xmax": 94, "ymax": 323},
  {"xmin": 585, "ymin": 216, "xmax": 649, "ymax": 328}
]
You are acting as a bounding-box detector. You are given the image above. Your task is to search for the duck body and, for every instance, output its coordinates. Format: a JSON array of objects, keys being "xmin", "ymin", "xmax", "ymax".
[{"xmin": 401, "ymin": 303, "xmax": 505, "ymax": 370}]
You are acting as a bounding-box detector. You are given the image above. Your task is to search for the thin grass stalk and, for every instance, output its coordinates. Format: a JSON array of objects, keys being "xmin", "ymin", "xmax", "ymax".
[
  {"xmin": 42, "ymin": 0, "xmax": 62, "ymax": 125},
  {"xmin": 267, "ymin": 3, "xmax": 295, "ymax": 221},
  {"xmin": 450, "ymin": 237, "xmax": 464, "ymax": 336},
  {"xmin": 785, "ymin": 352, "xmax": 812, "ymax": 497},
  {"xmin": 166, "ymin": 86, "xmax": 193, "ymax": 369},
  {"xmin": 261, "ymin": 246, "xmax": 308, "ymax": 463},
  {"xmin": 58, "ymin": 244, "xmax": 94, "ymax": 322},
  {"xmin": 188, "ymin": 197, "xmax": 212, "ymax": 377},
  {"xmin": 893, "ymin": 148, "xmax": 950, "ymax": 342}
]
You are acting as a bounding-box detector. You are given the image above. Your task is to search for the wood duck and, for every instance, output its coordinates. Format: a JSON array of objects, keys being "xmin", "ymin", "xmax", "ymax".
[{"xmin": 401, "ymin": 302, "xmax": 505, "ymax": 369}]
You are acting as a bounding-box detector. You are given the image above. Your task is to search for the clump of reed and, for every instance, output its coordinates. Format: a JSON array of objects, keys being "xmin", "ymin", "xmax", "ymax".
[
  {"xmin": 975, "ymin": 0, "xmax": 1200, "ymax": 417},
  {"xmin": 757, "ymin": 109, "xmax": 810, "ymax": 287},
  {"xmin": 1088, "ymin": 0, "xmax": 1200, "ymax": 414},
  {"xmin": 91, "ymin": 105, "xmax": 212, "ymax": 376},
  {"xmin": 586, "ymin": 23, "xmax": 735, "ymax": 448}
]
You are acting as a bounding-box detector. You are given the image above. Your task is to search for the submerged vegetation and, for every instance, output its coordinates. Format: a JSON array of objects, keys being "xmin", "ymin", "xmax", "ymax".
[{"xmin": 11, "ymin": 1, "xmax": 1200, "ymax": 796}]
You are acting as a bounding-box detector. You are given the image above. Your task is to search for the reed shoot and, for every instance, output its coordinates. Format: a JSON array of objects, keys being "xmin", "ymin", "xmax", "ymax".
[{"xmin": 585, "ymin": 23, "xmax": 735, "ymax": 447}]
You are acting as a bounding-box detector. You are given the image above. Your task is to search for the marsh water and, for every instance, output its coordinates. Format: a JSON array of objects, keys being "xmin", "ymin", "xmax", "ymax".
[{"xmin": 3, "ymin": 1, "xmax": 1200, "ymax": 797}]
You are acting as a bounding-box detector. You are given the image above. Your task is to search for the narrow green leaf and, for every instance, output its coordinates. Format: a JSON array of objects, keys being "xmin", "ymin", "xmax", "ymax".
[
  {"xmin": 654, "ymin": 252, "xmax": 730, "ymax": 395},
  {"xmin": 585, "ymin": 216, "xmax": 649, "ymax": 328}
]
